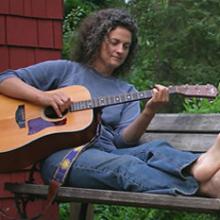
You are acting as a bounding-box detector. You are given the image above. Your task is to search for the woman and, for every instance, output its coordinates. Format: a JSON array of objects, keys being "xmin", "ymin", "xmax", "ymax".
[{"xmin": 0, "ymin": 8, "xmax": 220, "ymax": 197}]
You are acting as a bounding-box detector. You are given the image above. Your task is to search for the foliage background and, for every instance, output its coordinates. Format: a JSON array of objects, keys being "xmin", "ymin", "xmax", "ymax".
[
  {"xmin": 61, "ymin": 0, "xmax": 220, "ymax": 219},
  {"xmin": 63, "ymin": 0, "xmax": 220, "ymax": 112}
]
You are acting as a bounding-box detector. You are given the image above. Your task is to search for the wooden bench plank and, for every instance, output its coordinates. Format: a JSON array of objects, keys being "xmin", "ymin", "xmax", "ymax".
[
  {"xmin": 141, "ymin": 133, "xmax": 216, "ymax": 152},
  {"xmin": 148, "ymin": 114, "xmax": 220, "ymax": 132},
  {"xmin": 5, "ymin": 183, "xmax": 220, "ymax": 213}
]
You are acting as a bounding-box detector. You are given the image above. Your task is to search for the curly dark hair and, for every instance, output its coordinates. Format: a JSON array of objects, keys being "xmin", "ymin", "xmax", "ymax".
[{"xmin": 71, "ymin": 8, "xmax": 138, "ymax": 76}]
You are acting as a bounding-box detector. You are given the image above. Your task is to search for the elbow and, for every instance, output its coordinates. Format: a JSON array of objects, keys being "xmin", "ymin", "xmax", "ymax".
[{"xmin": 113, "ymin": 133, "xmax": 139, "ymax": 148}]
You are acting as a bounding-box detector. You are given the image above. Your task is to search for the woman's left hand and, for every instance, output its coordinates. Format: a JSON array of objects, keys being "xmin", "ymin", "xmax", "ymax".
[{"xmin": 143, "ymin": 84, "xmax": 169, "ymax": 115}]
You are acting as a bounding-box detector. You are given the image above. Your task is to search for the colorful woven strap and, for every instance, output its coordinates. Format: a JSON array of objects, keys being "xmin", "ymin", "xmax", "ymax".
[
  {"xmin": 39, "ymin": 145, "xmax": 86, "ymax": 220},
  {"xmin": 39, "ymin": 120, "xmax": 101, "ymax": 219},
  {"xmin": 52, "ymin": 145, "xmax": 84, "ymax": 184}
]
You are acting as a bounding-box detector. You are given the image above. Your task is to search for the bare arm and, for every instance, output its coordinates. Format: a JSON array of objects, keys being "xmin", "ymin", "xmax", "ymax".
[
  {"xmin": 0, "ymin": 77, "xmax": 45, "ymax": 103},
  {"xmin": 122, "ymin": 84, "xmax": 169, "ymax": 145},
  {"xmin": 0, "ymin": 77, "xmax": 71, "ymax": 117}
]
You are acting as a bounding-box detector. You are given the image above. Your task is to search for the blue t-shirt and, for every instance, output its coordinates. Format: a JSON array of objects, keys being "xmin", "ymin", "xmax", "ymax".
[{"xmin": 0, "ymin": 60, "xmax": 141, "ymax": 151}]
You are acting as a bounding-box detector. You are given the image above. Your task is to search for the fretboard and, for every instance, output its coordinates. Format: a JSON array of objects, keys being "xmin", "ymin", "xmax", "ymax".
[{"xmin": 70, "ymin": 87, "xmax": 177, "ymax": 112}]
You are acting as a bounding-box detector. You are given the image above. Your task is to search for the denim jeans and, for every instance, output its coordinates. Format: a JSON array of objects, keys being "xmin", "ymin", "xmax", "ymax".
[{"xmin": 40, "ymin": 140, "xmax": 200, "ymax": 195}]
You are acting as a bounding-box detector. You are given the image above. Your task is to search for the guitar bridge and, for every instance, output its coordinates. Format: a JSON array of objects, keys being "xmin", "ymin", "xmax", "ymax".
[{"xmin": 15, "ymin": 105, "xmax": 26, "ymax": 128}]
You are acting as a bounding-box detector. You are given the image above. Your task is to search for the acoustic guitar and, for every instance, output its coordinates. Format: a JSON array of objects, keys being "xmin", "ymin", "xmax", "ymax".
[{"xmin": 0, "ymin": 84, "xmax": 218, "ymax": 172}]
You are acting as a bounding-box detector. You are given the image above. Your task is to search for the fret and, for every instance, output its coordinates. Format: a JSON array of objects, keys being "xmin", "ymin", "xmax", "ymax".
[
  {"xmin": 93, "ymin": 98, "xmax": 100, "ymax": 108},
  {"xmin": 98, "ymin": 97, "xmax": 106, "ymax": 106},
  {"xmin": 72, "ymin": 102, "xmax": 80, "ymax": 111},
  {"xmin": 114, "ymin": 96, "xmax": 121, "ymax": 103},
  {"xmin": 120, "ymin": 94, "xmax": 126, "ymax": 103},
  {"xmin": 78, "ymin": 102, "xmax": 84, "ymax": 110},
  {"xmin": 80, "ymin": 101, "xmax": 86, "ymax": 109},
  {"xmin": 105, "ymin": 96, "xmax": 110, "ymax": 106},
  {"xmin": 107, "ymin": 95, "xmax": 114, "ymax": 106},
  {"xmin": 74, "ymin": 100, "xmax": 94, "ymax": 110},
  {"xmin": 110, "ymin": 96, "xmax": 115, "ymax": 105},
  {"xmin": 126, "ymin": 94, "xmax": 132, "ymax": 101},
  {"xmin": 131, "ymin": 92, "xmax": 138, "ymax": 100},
  {"xmin": 70, "ymin": 104, "xmax": 74, "ymax": 112},
  {"xmin": 138, "ymin": 92, "xmax": 145, "ymax": 99},
  {"xmin": 93, "ymin": 97, "xmax": 102, "ymax": 107},
  {"xmin": 85, "ymin": 100, "xmax": 93, "ymax": 109}
]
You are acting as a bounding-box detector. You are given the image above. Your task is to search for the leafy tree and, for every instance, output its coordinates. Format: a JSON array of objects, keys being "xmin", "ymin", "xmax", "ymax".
[
  {"xmin": 126, "ymin": 0, "xmax": 220, "ymax": 111},
  {"xmin": 128, "ymin": 0, "xmax": 220, "ymax": 85}
]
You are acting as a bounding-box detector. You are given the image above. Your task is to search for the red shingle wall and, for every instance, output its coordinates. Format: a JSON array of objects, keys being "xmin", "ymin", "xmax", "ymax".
[
  {"xmin": 0, "ymin": 0, "xmax": 63, "ymax": 219},
  {"xmin": 0, "ymin": 0, "xmax": 63, "ymax": 71}
]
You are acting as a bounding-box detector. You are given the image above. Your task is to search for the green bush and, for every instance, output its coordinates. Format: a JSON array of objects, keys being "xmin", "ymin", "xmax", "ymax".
[
  {"xmin": 183, "ymin": 88, "xmax": 220, "ymax": 113},
  {"xmin": 94, "ymin": 205, "xmax": 220, "ymax": 220},
  {"xmin": 59, "ymin": 203, "xmax": 70, "ymax": 220}
]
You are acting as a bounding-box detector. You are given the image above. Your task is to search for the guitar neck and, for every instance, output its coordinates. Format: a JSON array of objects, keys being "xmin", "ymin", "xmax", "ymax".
[{"xmin": 70, "ymin": 86, "xmax": 178, "ymax": 112}]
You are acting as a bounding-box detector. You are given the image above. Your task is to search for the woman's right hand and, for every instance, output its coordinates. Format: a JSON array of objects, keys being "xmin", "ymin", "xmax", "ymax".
[
  {"xmin": 0, "ymin": 77, "xmax": 72, "ymax": 118},
  {"xmin": 38, "ymin": 91, "xmax": 72, "ymax": 118}
]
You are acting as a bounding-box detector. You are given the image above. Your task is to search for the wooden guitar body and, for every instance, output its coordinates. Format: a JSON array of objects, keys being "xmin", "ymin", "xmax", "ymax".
[{"xmin": 0, "ymin": 86, "xmax": 98, "ymax": 172}]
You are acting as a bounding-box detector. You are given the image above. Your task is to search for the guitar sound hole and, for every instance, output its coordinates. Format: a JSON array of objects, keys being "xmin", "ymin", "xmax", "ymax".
[{"xmin": 44, "ymin": 106, "xmax": 68, "ymax": 119}]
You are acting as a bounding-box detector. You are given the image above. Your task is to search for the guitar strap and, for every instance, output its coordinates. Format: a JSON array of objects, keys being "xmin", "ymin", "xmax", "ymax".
[
  {"xmin": 31, "ymin": 145, "xmax": 87, "ymax": 220},
  {"xmin": 0, "ymin": 149, "xmax": 79, "ymax": 220},
  {"xmin": 30, "ymin": 120, "xmax": 102, "ymax": 220}
]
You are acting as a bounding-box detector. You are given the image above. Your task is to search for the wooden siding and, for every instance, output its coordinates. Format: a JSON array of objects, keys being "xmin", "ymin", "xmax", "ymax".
[
  {"xmin": 0, "ymin": 0, "xmax": 63, "ymax": 71},
  {"xmin": 0, "ymin": 0, "xmax": 63, "ymax": 219}
]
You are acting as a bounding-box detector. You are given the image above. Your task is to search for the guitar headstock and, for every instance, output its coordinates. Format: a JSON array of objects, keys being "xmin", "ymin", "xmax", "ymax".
[{"xmin": 173, "ymin": 84, "xmax": 218, "ymax": 98}]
